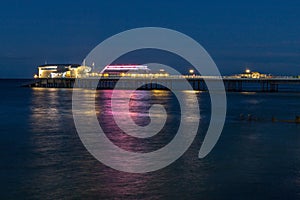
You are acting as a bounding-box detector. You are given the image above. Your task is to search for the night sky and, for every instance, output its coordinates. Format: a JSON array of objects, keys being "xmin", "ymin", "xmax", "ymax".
[{"xmin": 1, "ymin": 0, "xmax": 300, "ymax": 78}]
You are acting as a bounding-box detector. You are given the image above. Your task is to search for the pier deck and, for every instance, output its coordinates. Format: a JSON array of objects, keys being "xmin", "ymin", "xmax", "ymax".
[{"xmin": 25, "ymin": 76, "xmax": 300, "ymax": 92}]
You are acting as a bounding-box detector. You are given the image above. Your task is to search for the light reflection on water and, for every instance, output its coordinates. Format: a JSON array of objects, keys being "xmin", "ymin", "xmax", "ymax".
[
  {"xmin": 25, "ymin": 88, "xmax": 209, "ymax": 199},
  {"xmin": 2, "ymin": 82, "xmax": 300, "ymax": 199}
]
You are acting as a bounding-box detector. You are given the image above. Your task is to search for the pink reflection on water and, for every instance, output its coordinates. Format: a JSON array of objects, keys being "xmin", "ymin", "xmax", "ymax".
[{"xmin": 95, "ymin": 89, "xmax": 176, "ymax": 153}]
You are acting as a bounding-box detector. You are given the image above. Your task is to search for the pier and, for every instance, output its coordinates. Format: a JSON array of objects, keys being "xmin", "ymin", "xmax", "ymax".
[{"xmin": 26, "ymin": 76, "xmax": 300, "ymax": 92}]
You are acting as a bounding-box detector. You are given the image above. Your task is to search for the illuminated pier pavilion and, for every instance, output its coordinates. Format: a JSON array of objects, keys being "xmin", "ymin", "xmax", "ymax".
[{"xmin": 27, "ymin": 66, "xmax": 300, "ymax": 92}]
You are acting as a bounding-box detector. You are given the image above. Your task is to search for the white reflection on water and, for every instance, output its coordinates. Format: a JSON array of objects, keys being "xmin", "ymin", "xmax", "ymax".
[{"xmin": 26, "ymin": 88, "xmax": 209, "ymax": 199}]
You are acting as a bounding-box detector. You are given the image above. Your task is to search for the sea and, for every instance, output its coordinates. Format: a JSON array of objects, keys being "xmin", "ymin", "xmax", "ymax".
[{"xmin": 1, "ymin": 79, "xmax": 300, "ymax": 199}]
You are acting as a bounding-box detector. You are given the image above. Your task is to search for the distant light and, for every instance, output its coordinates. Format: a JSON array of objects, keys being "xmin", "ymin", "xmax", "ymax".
[
  {"xmin": 189, "ymin": 69, "xmax": 194, "ymax": 74},
  {"xmin": 245, "ymin": 69, "xmax": 251, "ymax": 74}
]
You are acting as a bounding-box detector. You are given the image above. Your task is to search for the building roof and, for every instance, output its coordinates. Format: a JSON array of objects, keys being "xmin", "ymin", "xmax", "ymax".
[{"xmin": 38, "ymin": 64, "xmax": 80, "ymax": 67}]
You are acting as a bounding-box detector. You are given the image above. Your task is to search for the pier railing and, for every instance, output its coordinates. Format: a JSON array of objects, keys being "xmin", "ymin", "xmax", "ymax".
[{"xmin": 25, "ymin": 76, "xmax": 300, "ymax": 92}]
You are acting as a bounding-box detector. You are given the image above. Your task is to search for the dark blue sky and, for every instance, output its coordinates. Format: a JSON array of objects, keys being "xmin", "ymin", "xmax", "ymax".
[{"xmin": 1, "ymin": 0, "xmax": 300, "ymax": 78}]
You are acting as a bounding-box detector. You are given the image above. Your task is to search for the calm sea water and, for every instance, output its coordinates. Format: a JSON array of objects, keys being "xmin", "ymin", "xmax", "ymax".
[{"xmin": 1, "ymin": 79, "xmax": 300, "ymax": 199}]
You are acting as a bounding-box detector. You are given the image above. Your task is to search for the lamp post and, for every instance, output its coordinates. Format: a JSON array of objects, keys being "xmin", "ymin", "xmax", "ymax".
[{"xmin": 189, "ymin": 69, "xmax": 195, "ymax": 76}]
